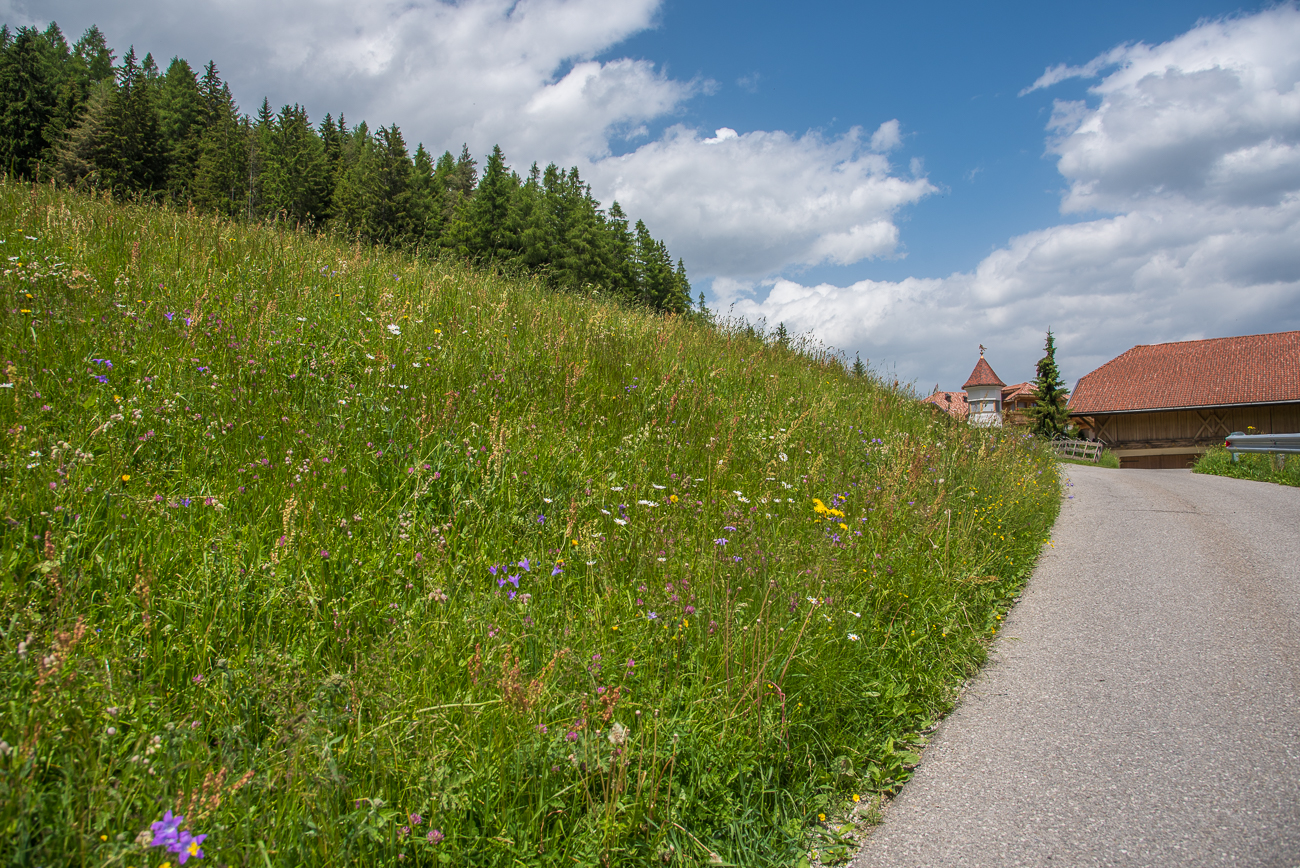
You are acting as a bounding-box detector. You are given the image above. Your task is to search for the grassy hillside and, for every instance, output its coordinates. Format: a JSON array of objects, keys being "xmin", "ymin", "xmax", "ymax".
[{"xmin": 0, "ymin": 182, "xmax": 1060, "ymax": 867}]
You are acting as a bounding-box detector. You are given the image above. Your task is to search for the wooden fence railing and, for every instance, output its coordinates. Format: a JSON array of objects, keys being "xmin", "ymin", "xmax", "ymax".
[{"xmin": 1052, "ymin": 439, "xmax": 1103, "ymax": 463}]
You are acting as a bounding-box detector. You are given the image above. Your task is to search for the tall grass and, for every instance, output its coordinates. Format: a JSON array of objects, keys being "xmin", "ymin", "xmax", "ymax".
[
  {"xmin": 1194, "ymin": 446, "xmax": 1300, "ymax": 487},
  {"xmin": 0, "ymin": 181, "xmax": 1060, "ymax": 866}
]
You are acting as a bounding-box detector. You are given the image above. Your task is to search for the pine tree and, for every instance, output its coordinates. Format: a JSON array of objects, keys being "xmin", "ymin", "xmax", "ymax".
[
  {"xmin": 156, "ymin": 57, "xmax": 202, "ymax": 200},
  {"xmin": 73, "ymin": 25, "xmax": 115, "ymax": 84},
  {"xmin": 774, "ymin": 322, "xmax": 790, "ymax": 347},
  {"xmin": 329, "ymin": 120, "xmax": 375, "ymax": 237},
  {"xmin": 512, "ymin": 162, "xmax": 551, "ymax": 271},
  {"xmin": 61, "ymin": 45, "xmax": 165, "ymax": 194},
  {"xmin": 1029, "ymin": 329, "xmax": 1070, "ymax": 439},
  {"xmin": 851, "ymin": 353, "xmax": 867, "ymax": 377},
  {"xmin": 367, "ymin": 123, "xmax": 414, "ymax": 245},
  {"xmin": 444, "ymin": 144, "xmax": 515, "ymax": 260},
  {"xmin": 46, "ymin": 26, "xmax": 113, "ymax": 162},
  {"xmin": 261, "ymin": 104, "xmax": 329, "ymax": 225},
  {"xmin": 190, "ymin": 65, "xmax": 246, "ymax": 216},
  {"xmin": 0, "ymin": 26, "xmax": 60, "ymax": 177},
  {"xmin": 601, "ymin": 200, "xmax": 637, "ymax": 299},
  {"xmin": 408, "ymin": 142, "xmax": 444, "ymax": 248}
]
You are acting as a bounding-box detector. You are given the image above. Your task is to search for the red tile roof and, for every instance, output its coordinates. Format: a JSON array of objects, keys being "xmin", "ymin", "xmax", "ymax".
[
  {"xmin": 963, "ymin": 356, "xmax": 1005, "ymax": 388},
  {"xmin": 922, "ymin": 390, "xmax": 969, "ymax": 420},
  {"xmin": 1068, "ymin": 331, "xmax": 1300, "ymax": 414},
  {"xmin": 1001, "ymin": 382, "xmax": 1036, "ymax": 403}
]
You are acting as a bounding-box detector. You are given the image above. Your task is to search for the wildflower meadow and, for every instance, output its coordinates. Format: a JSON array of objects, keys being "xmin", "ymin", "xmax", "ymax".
[{"xmin": 0, "ymin": 181, "xmax": 1061, "ymax": 866}]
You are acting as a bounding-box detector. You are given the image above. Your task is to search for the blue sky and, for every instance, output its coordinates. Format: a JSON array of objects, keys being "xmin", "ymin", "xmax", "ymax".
[
  {"xmin": 5, "ymin": 0, "xmax": 1298, "ymax": 391},
  {"xmin": 626, "ymin": 0, "xmax": 1275, "ymax": 281}
]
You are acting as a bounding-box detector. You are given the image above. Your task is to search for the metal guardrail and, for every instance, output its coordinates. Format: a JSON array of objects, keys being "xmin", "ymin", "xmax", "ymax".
[
  {"xmin": 1224, "ymin": 431, "xmax": 1300, "ymax": 458},
  {"xmin": 1052, "ymin": 439, "xmax": 1103, "ymax": 463}
]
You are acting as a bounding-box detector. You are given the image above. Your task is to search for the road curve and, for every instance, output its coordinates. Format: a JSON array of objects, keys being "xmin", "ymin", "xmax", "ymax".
[{"xmin": 850, "ymin": 466, "xmax": 1300, "ymax": 868}]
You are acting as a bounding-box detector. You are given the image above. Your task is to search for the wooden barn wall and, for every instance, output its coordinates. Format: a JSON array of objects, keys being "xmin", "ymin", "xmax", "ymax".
[{"xmin": 1081, "ymin": 404, "xmax": 1300, "ymax": 449}]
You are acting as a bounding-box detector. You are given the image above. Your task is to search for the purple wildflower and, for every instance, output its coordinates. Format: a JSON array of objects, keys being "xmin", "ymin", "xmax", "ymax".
[
  {"xmin": 518, "ymin": 558, "xmax": 531, "ymax": 572},
  {"xmin": 428, "ymin": 829, "xmax": 444, "ymax": 843},
  {"xmin": 551, "ymin": 564, "xmax": 563, "ymax": 576},
  {"xmin": 150, "ymin": 811, "xmax": 184, "ymax": 849},
  {"xmin": 172, "ymin": 830, "xmax": 207, "ymax": 864},
  {"xmin": 164, "ymin": 312, "xmax": 174, "ymax": 321},
  {"xmin": 713, "ymin": 538, "xmax": 728, "ymax": 546}
]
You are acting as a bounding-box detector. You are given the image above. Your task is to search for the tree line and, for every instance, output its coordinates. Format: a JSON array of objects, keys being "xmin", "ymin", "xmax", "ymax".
[{"xmin": 0, "ymin": 22, "xmax": 696, "ymax": 313}]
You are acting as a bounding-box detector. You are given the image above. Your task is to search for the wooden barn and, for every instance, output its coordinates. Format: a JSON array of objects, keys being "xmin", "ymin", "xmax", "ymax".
[{"xmin": 1068, "ymin": 331, "xmax": 1300, "ymax": 469}]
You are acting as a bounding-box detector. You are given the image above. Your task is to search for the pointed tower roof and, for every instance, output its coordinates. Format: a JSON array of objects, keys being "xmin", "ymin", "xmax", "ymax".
[{"xmin": 963, "ymin": 347, "xmax": 1005, "ymax": 388}]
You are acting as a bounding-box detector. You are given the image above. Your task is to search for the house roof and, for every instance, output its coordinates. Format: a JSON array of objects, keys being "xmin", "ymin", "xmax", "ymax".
[
  {"xmin": 922, "ymin": 390, "xmax": 969, "ymax": 420},
  {"xmin": 963, "ymin": 356, "xmax": 1006, "ymax": 388},
  {"xmin": 1068, "ymin": 331, "xmax": 1300, "ymax": 414},
  {"xmin": 1002, "ymin": 382, "xmax": 1036, "ymax": 402}
]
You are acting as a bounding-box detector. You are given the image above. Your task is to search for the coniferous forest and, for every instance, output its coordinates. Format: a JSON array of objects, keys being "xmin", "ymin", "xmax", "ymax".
[{"xmin": 0, "ymin": 22, "xmax": 695, "ymax": 313}]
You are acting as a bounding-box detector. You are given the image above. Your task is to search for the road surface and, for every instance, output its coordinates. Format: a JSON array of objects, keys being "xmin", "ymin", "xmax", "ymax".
[{"xmin": 851, "ymin": 465, "xmax": 1300, "ymax": 868}]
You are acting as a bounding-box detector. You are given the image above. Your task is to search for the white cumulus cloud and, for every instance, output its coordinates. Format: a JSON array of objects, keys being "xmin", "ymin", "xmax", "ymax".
[
  {"xmin": 730, "ymin": 6, "xmax": 1300, "ymax": 392},
  {"xmin": 586, "ymin": 123, "xmax": 935, "ymax": 277}
]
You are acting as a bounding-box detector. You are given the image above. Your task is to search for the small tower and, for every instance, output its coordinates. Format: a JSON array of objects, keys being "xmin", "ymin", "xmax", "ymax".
[{"xmin": 963, "ymin": 345, "xmax": 1006, "ymax": 427}]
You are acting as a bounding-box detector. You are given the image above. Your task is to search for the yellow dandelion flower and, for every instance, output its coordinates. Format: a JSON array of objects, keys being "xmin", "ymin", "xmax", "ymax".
[{"xmin": 121, "ymin": 474, "xmax": 130, "ymax": 482}]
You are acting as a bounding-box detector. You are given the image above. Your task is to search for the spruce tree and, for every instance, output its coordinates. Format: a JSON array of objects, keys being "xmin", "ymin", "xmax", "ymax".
[
  {"xmin": 513, "ymin": 162, "xmax": 551, "ymax": 271},
  {"xmin": 0, "ymin": 26, "xmax": 59, "ymax": 177},
  {"xmin": 601, "ymin": 200, "xmax": 637, "ymax": 299},
  {"xmin": 157, "ymin": 57, "xmax": 202, "ymax": 200},
  {"xmin": 190, "ymin": 70, "xmax": 246, "ymax": 216},
  {"xmin": 73, "ymin": 26, "xmax": 115, "ymax": 84},
  {"xmin": 1029, "ymin": 329, "xmax": 1070, "ymax": 439},
  {"xmin": 445, "ymin": 144, "xmax": 513, "ymax": 259},
  {"xmin": 409, "ymin": 142, "xmax": 444, "ymax": 248},
  {"xmin": 367, "ymin": 123, "xmax": 414, "ymax": 245},
  {"xmin": 261, "ymin": 104, "xmax": 328, "ymax": 225},
  {"xmin": 852, "ymin": 353, "xmax": 867, "ymax": 377}
]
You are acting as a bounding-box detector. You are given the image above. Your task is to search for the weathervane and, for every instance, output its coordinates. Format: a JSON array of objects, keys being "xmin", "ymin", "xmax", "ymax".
[{"xmin": 979, "ymin": 344, "xmax": 986, "ymax": 357}]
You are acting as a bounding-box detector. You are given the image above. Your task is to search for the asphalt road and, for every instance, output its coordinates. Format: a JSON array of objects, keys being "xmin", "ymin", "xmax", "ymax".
[{"xmin": 850, "ymin": 465, "xmax": 1300, "ymax": 868}]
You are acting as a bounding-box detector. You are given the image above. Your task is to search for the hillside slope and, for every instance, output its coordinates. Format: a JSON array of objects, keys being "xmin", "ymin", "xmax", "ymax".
[{"xmin": 0, "ymin": 183, "xmax": 1059, "ymax": 866}]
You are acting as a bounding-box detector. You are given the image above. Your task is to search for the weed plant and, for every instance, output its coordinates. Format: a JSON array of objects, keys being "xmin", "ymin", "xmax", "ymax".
[
  {"xmin": 1194, "ymin": 446, "xmax": 1300, "ymax": 487},
  {"xmin": 0, "ymin": 182, "xmax": 1060, "ymax": 866}
]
